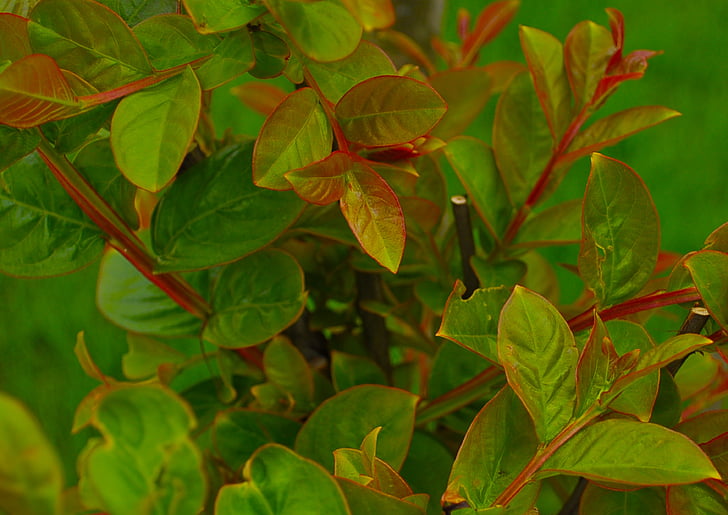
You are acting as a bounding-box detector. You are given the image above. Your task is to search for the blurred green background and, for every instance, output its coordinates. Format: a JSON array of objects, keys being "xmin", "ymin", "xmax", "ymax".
[{"xmin": 1, "ymin": 0, "xmax": 725, "ymax": 487}]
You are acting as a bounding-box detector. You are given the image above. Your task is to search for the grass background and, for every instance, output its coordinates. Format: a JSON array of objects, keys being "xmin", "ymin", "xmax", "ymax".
[{"xmin": 1, "ymin": 0, "xmax": 725, "ymax": 487}]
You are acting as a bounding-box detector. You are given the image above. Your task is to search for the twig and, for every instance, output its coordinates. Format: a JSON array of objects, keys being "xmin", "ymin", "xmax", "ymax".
[
  {"xmin": 666, "ymin": 305, "xmax": 711, "ymax": 376},
  {"xmin": 451, "ymin": 196, "xmax": 479, "ymax": 298},
  {"xmin": 355, "ymin": 271, "xmax": 392, "ymax": 380}
]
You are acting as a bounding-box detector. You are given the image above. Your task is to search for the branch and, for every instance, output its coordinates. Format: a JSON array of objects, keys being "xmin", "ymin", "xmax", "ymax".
[{"xmin": 451, "ymin": 195, "xmax": 480, "ymax": 298}]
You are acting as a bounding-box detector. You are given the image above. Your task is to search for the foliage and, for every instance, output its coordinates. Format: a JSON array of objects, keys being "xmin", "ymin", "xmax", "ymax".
[{"xmin": 1, "ymin": 1, "xmax": 727, "ymax": 514}]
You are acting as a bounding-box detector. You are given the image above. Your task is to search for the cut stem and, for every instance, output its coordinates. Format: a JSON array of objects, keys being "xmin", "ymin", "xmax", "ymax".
[
  {"xmin": 355, "ymin": 270, "xmax": 392, "ymax": 380},
  {"xmin": 451, "ymin": 195, "xmax": 480, "ymax": 298},
  {"xmin": 666, "ymin": 305, "xmax": 711, "ymax": 376}
]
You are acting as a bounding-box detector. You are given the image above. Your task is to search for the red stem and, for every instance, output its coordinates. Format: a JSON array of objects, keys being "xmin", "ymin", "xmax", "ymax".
[
  {"xmin": 567, "ymin": 287, "xmax": 701, "ymax": 332},
  {"xmin": 302, "ymin": 68, "xmax": 350, "ymax": 153}
]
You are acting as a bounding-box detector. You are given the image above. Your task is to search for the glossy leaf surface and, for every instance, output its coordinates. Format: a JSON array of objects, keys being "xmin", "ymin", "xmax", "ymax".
[
  {"xmin": 541, "ymin": 418, "xmax": 719, "ymax": 485},
  {"xmin": 111, "ymin": 66, "xmax": 201, "ymax": 192},
  {"xmin": 446, "ymin": 387, "xmax": 539, "ymax": 509},
  {"xmin": 0, "ymin": 151, "xmax": 104, "ymax": 277},
  {"xmin": 77, "ymin": 385, "xmax": 206, "ymax": 515},
  {"xmin": 182, "ymin": 0, "xmax": 265, "ymax": 34},
  {"xmin": 203, "ymin": 249, "xmax": 306, "ymax": 348},
  {"xmin": 253, "ymin": 87, "xmax": 332, "ymax": 190},
  {"xmin": 498, "ymin": 286, "xmax": 578, "ymax": 442},
  {"xmin": 335, "ymin": 75, "xmax": 446, "ymax": 147},
  {"xmin": 29, "ymin": 0, "xmax": 152, "ymax": 90},
  {"xmin": 685, "ymin": 250, "xmax": 728, "ymax": 330},
  {"xmin": 152, "ymin": 142, "xmax": 304, "ymax": 272},
  {"xmin": 295, "ymin": 385, "xmax": 418, "ymax": 472},
  {"xmin": 264, "ymin": 0, "xmax": 361, "ymax": 62},
  {"xmin": 215, "ymin": 444, "xmax": 350, "ymax": 515},
  {"xmin": 0, "ymin": 393, "xmax": 63, "ymax": 515},
  {"xmin": 578, "ymin": 153, "xmax": 659, "ymax": 307}
]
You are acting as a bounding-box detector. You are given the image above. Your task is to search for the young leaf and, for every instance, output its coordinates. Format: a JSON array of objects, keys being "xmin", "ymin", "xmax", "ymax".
[
  {"xmin": 340, "ymin": 164, "xmax": 405, "ymax": 272},
  {"xmin": 111, "ymin": 66, "xmax": 201, "ymax": 192},
  {"xmin": 151, "ymin": 142, "xmax": 304, "ymax": 272},
  {"xmin": 460, "ymin": 0, "xmax": 520, "ymax": 66},
  {"xmin": 305, "ymin": 40, "xmax": 395, "ymax": 103},
  {"xmin": 578, "ymin": 153, "xmax": 660, "ymax": 307},
  {"xmin": 29, "ymin": 0, "xmax": 153, "ymax": 90},
  {"xmin": 519, "ymin": 25, "xmax": 571, "ymax": 140},
  {"xmin": 540, "ymin": 418, "xmax": 720, "ymax": 485},
  {"xmin": 335, "ymin": 75, "xmax": 447, "ymax": 147},
  {"xmin": 563, "ymin": 20, "xmax": 615, "ymax": 108},
  {"xmin": 295, "ymin": 385, "xmax": 418, "ymax": 472},
  {"xmin": 264, "ymin": 0, "xmax": 362, "ymax": 62},
  {"xmin": 429, "ymin": 67, "xmax": 493, "ymax": 139},
  {"xmin": 0, "ymin": 152, "xmax": 104, "ymax": 277},
  {"xmin": 182, "ymin": 0, "xmax": 266, "ymax": 34},
  {"xmin": 253, "ymin": 87, "xmax": 332, "ymax": 190},
  {"xmin": 203, "ymin": 249, "xmax": 307, "ymax": 348},
  {"xmin": 437, "ymin": 281, "xmax": 510, "ymax": 364},
  {"xmin": 443, "ymin": 136, "xmax": 512, "ymax": 240},
  {"xmin": 498, "ymin": 285, "xmax": 579, "ymax": 442},
  {"xmin": 77, "ymin": 385, "xmax": 206, "ymax": 515},
  {"xmin": 685, "ymin": 250, "xmax": 728, "ymax": 330},
  {"xmin": 0, "ymin": 54, "xmax": 85, "ymax": 128},
  {"xmin": 0, "ymin": 393, "xmax": 64, "ymax": 515},
  {"xmin": 446, "ymin": 387, "xmax": 539, "ymax": 510},
  {"xmin": 285, "ymin": 151, "xmax": 350, "ymax": 205},
  {"xmin": 96, "ymin": 248, "xmax": 204, "ymax": 337},
  {"xmin": 492, "ymin": 71, "xmax": 552, "ymax": 207}
]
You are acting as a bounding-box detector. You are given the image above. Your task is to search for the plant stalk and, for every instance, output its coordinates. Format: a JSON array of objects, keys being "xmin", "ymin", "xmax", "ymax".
[
  {"xmin": 451, "ymin": 195, "xmax": 480, "ymax": 298},
  {"xmin": 666, "ymin": 305, "xmax": 711, "ymax": 376},
  {"xmin": 355, "ymin": 270, "xmax": 392, "ymax": 380}
]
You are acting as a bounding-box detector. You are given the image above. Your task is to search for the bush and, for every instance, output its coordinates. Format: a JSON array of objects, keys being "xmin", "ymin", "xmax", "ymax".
[{"xmin": 1, "ymin": 1, "xmax": 726, "ymax": 514}]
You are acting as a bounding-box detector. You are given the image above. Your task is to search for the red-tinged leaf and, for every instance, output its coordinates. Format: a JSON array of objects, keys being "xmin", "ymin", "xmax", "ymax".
[
  {"xmin": 285, "ymin": 151, "xmax": 350, "ymax": 205},
  {"xmin": 264, "ymin": 0, "xmax": 362, "ymax": 62},
  {"xmin": 0, "ymin": 13, "xmax": 31, "ymax": 62},
  {"xmin": 700, "ymin": 433, "xmax": 728, "ymax": 479},
  {"xmin": 576, "ymin": 313, "xmax": 617, "ymax": 416},
  {"xmin": 429, "ymin": 67, "xmax": 492, "ymax": 140},
  {"xmin": 667, "ymin": 483, "xmax": 728, "ymax": 515},
  {"xmin": 182, "ymin": 0, "xmax": 266, "ymax": 34},
  {"xmin": 564, "ymin": 20, "xmax": 616, "ymax": 109},
  {"xmin": 377, "ymin": 29, "xmax": 436, "ymax": 74},
  {"xmin": 29, "ymin": 0, "xmax": 153, "ymax": 91},
  {"xmin": 561, "ymin": 106, "xmax": 680, "ymax": 165},
  {"xmin": 519, "ymin": 26, "xmax": 572, "ymax": 140},
  {"xmin": 676, "ymin": 410, "xmax": 728, "ymax": 445},
  {"xmin": 253, "ymin": 87, "xmax": 332, "ymax": 191},
  {"xmin": 340, "ymin": 164, "xmax": 405, "ymax": 273},
  {"xmin": 483, "ymin": 60, "xmax": 526, "ymax": 93},
  {"xmin": 685, "ymin": 250, "xmax": 728, "ymax": 331},
  {"xmin": 498, "ymin": 285, "xmax": 579, "ymax": 442},
  {"xmin": 593, "ymin": 50, "xmax": 660, "ymax": 104},
  {"xmin": 335, "ymin": 75, "xmax": 446, "ymax": 148},
  {"xmin": 230, "ymin": 82, "xmax": 288, "ymax": 116},
  {"xmin": 541, "ymin": 419, "xmax": 720, "ymax": 485},
  {"xmin": 460, "ymin": 0, "xmax": 520, "ymax": 66},
  {"xmin": 0, "ymin": 54, "xmax": 85, "ymax": 128},
  {"xmin": 605, "ymin": 8, "xmax": 625, "ymax": 66},
  {"xmin": 578, "ymin": 154, "xmax": 660, "ymax": 307},
  {"xmin": 341, "ymin": 0, "xmax": 395, "ymax": 30}
]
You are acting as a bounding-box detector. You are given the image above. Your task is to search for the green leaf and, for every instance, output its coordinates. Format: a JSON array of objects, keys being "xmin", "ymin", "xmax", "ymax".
[
  {"xmin": 575, "ymin": 313, "xmax": 616, "ymax": 416},
  {"xmin": 429, "ymin": 67, "xmax": 493, "ymax": 139},
  {"xmin": 151, "ymin": 142, "xmax": 304, "ymax": 272},
  {"xmin": 437, "ymin": 281, "xmax": 509, "ymax": 364},
  {"xmin": 96, "ymin": 0, "xmax": 177, "ymax": 26},
  {"xmin": 563, "ymin": 20, "xmax": 615, "ymax": 108},
  {"xmin": 215, "ymin": 444, "xmax": 350, "ymax": 515},
  {"xmin": 341, "ymin": 0, "xmax": 394, "ymax": 31},
  {"xmin": 78, "ymin": 385, "xmax": 206, "ymax": 515},
  {"xmin": 400, "ymin": 431, "xmax": 454, "ymax": 515},
  {"xmin": 649, "ymin": 370, "xmax": 682, "ymax": 428},
  {"xmin": 471, "ymin": 257, "xmax": 526, "ymax": 289},
  {"xmin": 182, "ymin": 0, "xmax": 265, "ymax": 34},
  {"xmin": 253, "ymin": 87, "xmax": 332, "ymax": 190},
  {"xmin": 492, "ymin": 71, "xmax": 552, "ymax": 207},
  {"xmin": 498, "ymin": 286, "xmax": 578, "ymax": 442},
  {"xmin": 133, "ymin": 14, "xmax": 217, "ymax": 71},
  {"xmin": 295, "ymin": 385, "xmax": 418, "ymax": 472},
  {"xmin": 513, "ymin": 199, "xmax": 582, "ymax": 247},
  {"xmin": 29, "ymin": 0, "xmax": 152, "ymax": 90},
  {"xmin": 699, "ymin": 433, "xmax": 728, "ymax": 479},
  {"xmin": 121, "ymin": 333, "xmax": 186, "ymax": 380},
  {"xmin": 541, "ymin": 418, "xmax": 720, "ymax": 485},
  {"xmin": 444, "ymin": 136, "xmax": 511, "ymax": 240},
  {"xmin": 111, "ymin": 66, "xmax": 201, "ymax": 192},
  {"xmin": 0, "ymin": 54, "xmax": 84, "ymax": 128},
  {"xmin": 306, "ymin": 40, "xmax": 396, "ymax": 103},
  {"xmin": 264, "ymin": 0, "xmax": 361, "ymax": 62},
  {"xmin": 74, "ymin": 138, "xmax": 139, "ymax": 229},
  {"xmin": 0, "ymin": 151, "xmax": 104, "ymax": 277},
  {"xmin": 580, "ymin": 484, "xmax": 665, "ymax": 515},
  {"xmin": 335, "ymin": 75, "xmax": 446, "ymax": 147},
  {"xmin": 446, "ymin": 387, "xmax": 539, "ymax": 510},
  {"xmin": 0, "ymin": 124, "xmax": 39, "ymax": 171},
  {"xmin": 562, "ymin": 106, "xmax": 681, "ymax": 164},
  {"xmin": 519, "ymin": 25, "xmax": 571, "ymax": 140},
  {"xmin": 96, "ymin": 247, "xmax": 204, "ymax": 337},
  {"xmin": 331, "ymin": 351, "xmax": 387, "ymax": 392},
  {"xmin": 261, "ymin": 336, "xmax": 316, "ymax": 411},
  {"xmin": 667, "ymin": 483, "xmax": 728, "ymax": 514},
  {"xmin": 249, "ymin": 30, "xmax": 290, "ymax": 79},
  {"xmin": 196, "ymin": 29, "xmax": 255, "ymax": 89},
  {"xmin": 285, "ymin": 150, "xmax": 349, "ymax": 205},
  {"xmin": 578, "ymin": 153, "xmax": 660, "ymax": 307},
  {"xmin": 212, "ymin": 409, "xmax": 301, "ymax": 471},
  {"xmin": 0, "ymin": 393, "xmax": 63, "ymax": 515},
  {"xmin": 685, "ymin": 250, "xmax": 728, "ymax": 330},
  {"xmin": 340, "ymin": 164, "xmax": 405, "ymax": 272},
  {"xmin": 41, "ymin": 101, "xmax": 118, "ymax": 154},
  {"xmin": 336, "ymin": 478, "xmax": 424, "ymax": 515},
  {"xmin": 203, "ymin": 249, "xmax": 307, "ymax": 348},
  {"xmin": 0, "ymin": 12, "xmax": 31, "ymax": 61},
  {"xmin": 676, "ymin": 410, "xmax": 728, "ymax": 445}
]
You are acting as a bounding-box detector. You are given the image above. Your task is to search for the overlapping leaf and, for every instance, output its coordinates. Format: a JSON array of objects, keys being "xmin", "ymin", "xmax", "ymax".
[
  {"xmin": 0, "ymin": 125, "xmax": 39, "ymax": 170},
  {"xmin": 563, "ymin": 20, "xmax": 615, "ymax": 108},
  {"xmin": 685, "ymin": 250, "xmax": 728, "ymax": 330},
  {"xmin": 429, "ymin": 67, "xmax": 492, "ymax": 139},
  {"xmin": 578, "ymin": 153, "xmax": 659, "ymax": 307},
  {"xmin": 0, "ymin": 12, "xmax": 31, "ymax": 60},
  {"xmin": 96, "ymin": 0, "xmax": 176, "ymax": 26},
  {"xmin": 182, "ymin": 0, "xmax": 265, "ymax": 34}
]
